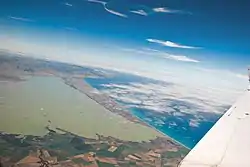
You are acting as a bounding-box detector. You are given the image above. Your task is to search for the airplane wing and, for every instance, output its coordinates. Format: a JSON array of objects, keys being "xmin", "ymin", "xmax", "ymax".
[{"xmin": 179, "ymin": 87, "xmax": 250, "ymax": 167}]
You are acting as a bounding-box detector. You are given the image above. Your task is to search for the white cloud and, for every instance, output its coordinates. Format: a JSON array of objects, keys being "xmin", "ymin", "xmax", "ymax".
[
  {"xmin": 234, "ymin": 73, "xmax": 248, "ymax": 80},
  {"xmin": 87, "ymin": 0, "xmax": 106, "ymax": 4},
  {"xmin": 8, "ymin": 16, "xmax": 34, "ymax": 22},
  {"xmin": 142, "ymin": 48, "xmax": 160, "ymax": 52},
  {"xmin": 153, "ymin": 7, "xmax": 175, "ymax": 13},
  {"xmin": 120, "ymin": 48, "xmax": 158, "ymax": 55},
  {"xmin": 130, "ymin": 7, "xmax": 190, "ymax": 17},
  {"xmin": 163, "ymin": 54, "xmax": 200, "ymax": 63},
  {"xmin": 99, "ymin": 81, "xmax": 235, "ymax": 116},
  {"xmin": 153, "ymin": 7, "xmax": 178, "ymax": 13},
  {"xmin": 189, "ymin": 119, "xmax": 200, "ymax": 127},
  {"xmin": 147, "ymin": 38, "xmax": 200, "ymax": 49},
  {"xmin": 153, "ymin": 7, "xmax": 190, "ymax": 14},
  {"xmin": 130, "ymin": 10, "xmax": 148, "ymax": 16},
  {"xmin": 104, "ymin": 6, "xmax": 127, "ymax": 18},
  {"xmin": 0, "ymin": 31, "xmax": 246, "ymax": 100},
  {"xmin": 121, "ymin": 47, "xmax": 199, "ymax": 63},
  {"xmin": 64, "ymin": 2, "xmax": 73, "ymax": 7},
  {"xmin": 87, "ymin": 0, "xmax": 127, "ymax": 18},
  {"xmin": 198, "ymin": 68, "xmax": 249, "ymax": 81}
]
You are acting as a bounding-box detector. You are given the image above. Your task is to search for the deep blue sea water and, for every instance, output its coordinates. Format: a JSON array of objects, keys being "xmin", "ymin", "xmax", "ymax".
[
  {"xmin": 131, "ymin": 108, "xmax": 216, "ymax": 148},
  {"xmin": 84, "ymin": 73, "xmax": 221, "ymax": 148}
]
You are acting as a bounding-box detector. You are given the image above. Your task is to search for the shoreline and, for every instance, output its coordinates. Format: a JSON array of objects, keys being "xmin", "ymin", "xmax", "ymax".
[
  {"xmin": 62, "ymin": 77, "xmax": 150, "ymax": 127},
  {"xmin": 63, "ymin": 76, "xmax": 190, "ymax": 150},
  {"xmin": 0, "ymin": 71, "xmax": 190, "ymax": 149},
  {"xmin": 0, "ymin": 75, "xmax": 163, "ymax": 142},
  {"xmin": 132, "ymin": 113, "xmax": 191, "ymax": 150},
  {"xmin": 0, "ymin": 53, "xmax": 190, "ymax": 152}
]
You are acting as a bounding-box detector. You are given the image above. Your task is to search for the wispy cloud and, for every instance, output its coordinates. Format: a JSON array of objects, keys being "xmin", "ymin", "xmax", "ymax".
[
  {"xmin": 130, "ymin": 9, "xmax": 148, "ymax": 16},
  {"xmin": 121, "ymin": 47, "xmax": 200, "ymax": 63},
  {"xmin": 234, "ymin": 73, "xmax": 248, "ymax": 80},
  {"xmin": 8, "ymin": 16, "xmax": 34, "ymax": 22},
  {"xmin": 87, "ymin": 0, "xmax": 127, "ymax": 18},
  {"xmin": 152, "ymin": 7, "xmax": 190, "ymax": 14},
  {"xmin": 163, "ymin": 54, "xmax": 200, "ymax": 63},
  {"xmin": 64, "ymin": 2, "xmax": 73, "ymax": 7},
  {"xmin": 130, "ymin": 7, "xmax": 190, "ymax": 16},
  {"xmin": 120, "ymin": 48, "xmax": 156, "ymax": 55},
  {"xmin": 64, "ymin": 27, "xmax": 78, "ymax": 31},
  {"xmin": 87, "ymin": 0, "xmax": 105, "ymax": 4},
  {"xmin": 147, "ymin": 38, "xmax": 201, "ymax": 49},
  {"xmin": 104, "ymin": 6, "xmax": 128, "ymax": 18},
  {"xmin": 142, "ymin": 48, "xmax": 160, "ymax": 52},
  {"xmin": 100, "ymin": 81, "xmax": 232, "ymax": 116},
  {"xmin": 98, "ymin": 80, "xmax": 234, "ymax": 144},
  {"xmin": 197, "ymin": 68, "xmax": 249, "ymax": 82}
]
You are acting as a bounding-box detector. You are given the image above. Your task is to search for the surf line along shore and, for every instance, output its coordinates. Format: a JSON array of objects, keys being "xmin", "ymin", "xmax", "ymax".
[{"xmin": 63, "ymin": 76, "xmax": 190, "ymax": 149}]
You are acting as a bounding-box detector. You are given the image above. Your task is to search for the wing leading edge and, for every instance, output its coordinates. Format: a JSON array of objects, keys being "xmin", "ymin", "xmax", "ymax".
[{"xmin": 179, "ymin": 88, "xmax": 250, "ymax": 167}]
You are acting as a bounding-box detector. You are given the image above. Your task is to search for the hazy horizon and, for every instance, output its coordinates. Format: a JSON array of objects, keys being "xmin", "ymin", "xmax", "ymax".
[{"xmin": 0, "ymin": 0, "xmax": 249, "ymax": 109}]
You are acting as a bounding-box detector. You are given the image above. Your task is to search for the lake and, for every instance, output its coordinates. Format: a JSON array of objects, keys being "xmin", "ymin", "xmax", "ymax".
[{"xmin": 0, "ymin": 76, "xmax": 162, "ymax": 141}]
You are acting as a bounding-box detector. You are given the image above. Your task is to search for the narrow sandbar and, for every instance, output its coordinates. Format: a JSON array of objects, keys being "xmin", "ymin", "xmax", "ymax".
[{"xmin": 0, "ymin": 76, "xmax": 163, "ymax": 141}]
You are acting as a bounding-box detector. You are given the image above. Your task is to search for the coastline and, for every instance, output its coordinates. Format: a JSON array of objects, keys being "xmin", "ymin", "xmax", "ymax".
[
  {"xmin": 62, "ymin": 77, "xmax": 150, "ymax": 127},
  {"xmin": 63, "ymin": 76, "xmax": 190, "ymax": 150},
  {"xmin": 0, "ymin": 76, "xmax": 163, "ymax": 142},
  {"xmin": 132, "ymin": 113, "xmax": 191, "ymax": 150}
]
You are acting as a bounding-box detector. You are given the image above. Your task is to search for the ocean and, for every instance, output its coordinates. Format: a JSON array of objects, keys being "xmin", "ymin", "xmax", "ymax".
[{"xmin": 84, "ymin": 72, "xmax": 222, "ymax": 148}]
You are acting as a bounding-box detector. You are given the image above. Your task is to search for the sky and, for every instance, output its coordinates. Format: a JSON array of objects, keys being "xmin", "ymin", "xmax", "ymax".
[{"xmin": 0, "ymin": 0, "xmax": 249, "ymax": 97}]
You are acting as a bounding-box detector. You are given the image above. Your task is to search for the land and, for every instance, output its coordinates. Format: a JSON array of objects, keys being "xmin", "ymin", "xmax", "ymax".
[
  {"xmin": 64, "ymin": 78, "xmax": 149, "ymax": 127},
  {"xmin": 0, "ymin": 128, "xmax": 188, "ymax": 167},
  {"xmin": 0, "ymin": 52, "xmax": 189, "ymax": 166},
  {"xmin": 0, "ymin": 51, "xmax": 147, "ymax": 126},
  {"xmin": 0, "ymin": 76, "xmax": 162, "ymax": 141}
]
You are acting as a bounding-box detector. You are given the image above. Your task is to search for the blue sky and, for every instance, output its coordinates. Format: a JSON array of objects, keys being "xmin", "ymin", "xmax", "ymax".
[{"xmin": 0, "ymin": 0, "xmax": 249, "ymax": 94}]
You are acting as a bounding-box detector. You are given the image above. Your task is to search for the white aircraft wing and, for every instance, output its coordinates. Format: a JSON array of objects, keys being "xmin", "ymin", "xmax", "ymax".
[{"xmin": 179, "ymin": 88, "xmax": 250, "ymax": 167}]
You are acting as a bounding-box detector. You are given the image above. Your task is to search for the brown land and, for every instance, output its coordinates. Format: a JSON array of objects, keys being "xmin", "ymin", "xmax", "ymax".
[{"xmin": 0, "ymin": 52, "xmax": 190, "ymax": 167}]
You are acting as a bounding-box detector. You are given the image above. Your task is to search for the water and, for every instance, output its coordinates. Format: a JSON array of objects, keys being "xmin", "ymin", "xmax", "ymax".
[
  {"xmin": 85, "ymin": 72, "xmax": 222, "ymax": 148},
  {"xmin": 131, "ymin": 108, "xmax": 216, "ymax": 148},
  {"xmin": 0, "ymin": 76, "xmax": 162, "ymax": 142}
]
